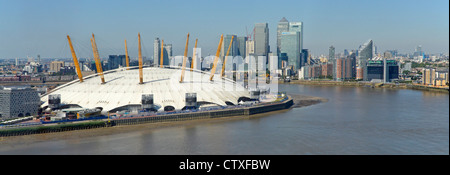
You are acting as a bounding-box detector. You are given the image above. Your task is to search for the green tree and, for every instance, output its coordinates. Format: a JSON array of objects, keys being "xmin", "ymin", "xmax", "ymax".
[{"xmin": 402, "ymin": 70, "xmax": 410, "ymax": 75}]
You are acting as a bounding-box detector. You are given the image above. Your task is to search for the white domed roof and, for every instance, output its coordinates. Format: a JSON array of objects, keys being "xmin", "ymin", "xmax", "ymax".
[{"xmin": 41, "ymin": 66, "xmax": 250, "ymax": 112}]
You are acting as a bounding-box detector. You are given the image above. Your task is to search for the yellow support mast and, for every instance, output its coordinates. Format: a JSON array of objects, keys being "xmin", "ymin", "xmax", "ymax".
[
  {"xmin": 90, "ymin": 34, "xmax": 105, "ymax": 84},
  {"xmin": 191, "ymin": 38, "xmax": 198, "ymax": 71},
  {"xmin": 209, "ymin": 34, "xmax": 224, "ymax": 81},
  {"xmin": 67, "ymin": 35, "xmax": 83, "ymax": 83},
  {"xmin": 221, "ymin": 35, "xmax": 234, "ymax": 78},
  {"xmin": 160, "ymin": 40, "xmax": 164, "ymax": 68},
  {"xmin": 180, "ymin": 33, "xmax": 190, "ymax": 83},
  {"xmin": 124, "ymin": 39, "xmax": 130, "ymax": 70},
  {"xmin": 138, "ymin": 33, "xmax": 143, "ymax": 84}
]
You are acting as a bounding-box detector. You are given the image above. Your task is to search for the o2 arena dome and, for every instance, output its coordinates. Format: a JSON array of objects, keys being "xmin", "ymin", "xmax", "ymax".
[{"xmin": 40, "ymin": 66, "xmax": 251, "ymax": 112}]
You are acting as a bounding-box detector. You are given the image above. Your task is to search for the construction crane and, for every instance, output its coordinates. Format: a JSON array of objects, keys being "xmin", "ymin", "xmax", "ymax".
[
  {"xmin": 90, "ymin": 33, "xmax": 105, "ymax": 84},
  {"xmin": 246, "ymin": 26, "xmax": 255, "ymax": 40},
  {"xmin": 221, "ymin": 35, "xmax": 234, "ymax": 78},
  {"xmin": 209, "ymin": 34, "xmax": 224, "ymax": 81},
  {"xmin": 124, "ymin": 39, "xmax": 130, "ymax": 70},
  {"xmin": 180, "ymin": 33, "xmax": 190, "ymax": 83},
  {"xmin": 138, "ymin": 33, "xmax": 143, "ymax": 84},
  {"xmin": 191, "ymin": 38, "xmax": 198, "ymax": 71},
  {"xmin": 66, "ymin": 35, "xmax": 83, "ymax": 83}
]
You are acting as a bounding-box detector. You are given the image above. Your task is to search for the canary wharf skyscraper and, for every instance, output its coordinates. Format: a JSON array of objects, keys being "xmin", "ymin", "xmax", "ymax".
[
  {"xmin": 281, "ymin": 31, "xmax": 301, "ymax": 70},
  {"xmin": 254, "ymin": 23, "xmax": 270, "ymax": 63},
  {"xmin": 278, "ymin": 20, "xmax": 304, "ymax": 70},
  {"xmin": 288, "ymin": 21, "xmax": 303, "ymax": 53},
  {"xmin": 277, "ymin": 17, "xmax": 289, "ymax": 56},
  {"xmin": 221, "ymin": 34, "xmax": 238, "ymax": 59}
]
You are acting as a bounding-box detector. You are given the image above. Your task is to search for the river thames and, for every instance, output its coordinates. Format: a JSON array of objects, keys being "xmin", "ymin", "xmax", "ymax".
[{"xmin": 0, "ymin": 84, "xmax": 448, "ymax": 154}]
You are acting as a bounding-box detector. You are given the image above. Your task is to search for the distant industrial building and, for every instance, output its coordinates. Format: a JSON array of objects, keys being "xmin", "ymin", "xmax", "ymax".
[
  {"xmin": 0, "ymin": 86, "xmax": 40, "ymax": 119},
  {"xmin": 221, "ymin": 34, "xmax": 238, "ymax": 59},
  {"xmin": 366, "ymin": 60, "xmax": 399, "ymax": 82},
  {"xmin": 50, "ymin": 61, "xmax": 64, "ymax": 72},
  {"xmin": 280, "ymin": 31, "xmax": 301, "ymax": 70},
  {"xmin": 236, "ymin": 36, "xmax": 248, "ymax": 57},
  {"xmin": 106, "ymin": 55, "xmax": 127, "ymax": 70}
]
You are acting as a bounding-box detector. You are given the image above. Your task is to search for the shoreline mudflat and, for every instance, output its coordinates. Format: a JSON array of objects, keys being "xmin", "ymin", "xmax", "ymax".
[
  {"xmin": 289, "ymin": 94, "xmax": 328, "ymax": 108},
  {"xmin": 282, "ymin": 80, "xmax": 449, "ymax": 93}
]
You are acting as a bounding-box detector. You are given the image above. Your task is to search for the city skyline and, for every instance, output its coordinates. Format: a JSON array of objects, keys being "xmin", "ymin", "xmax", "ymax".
[{"xmin": 0, "ymin": 0, "xmax": 448, "ymax": 59}]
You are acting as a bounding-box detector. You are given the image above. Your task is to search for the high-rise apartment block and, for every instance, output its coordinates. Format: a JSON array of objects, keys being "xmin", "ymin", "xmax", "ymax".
[
  {"xmin": 358, "ymin": 40, "xmax": 373, "ymax": 81},
  {"xmin": 50, "ymin": 61, "xmax": 64, "ymax": 73},
  {"xmin": 153, "ymin": 38, "xmax": 170, "ymax": 66},
  {"xmin": 246, "ymin": 40, "xmax": 255, "ymax": 58},
  {"xmin": 329, "ymin": 45, "xmax": 335, "ymax": 60},
  {"xmin": 333, "ymin": 55, "xmax": 356, "ymax": 81},
  {"xmin": 154, "ymin": 38, "xmax": 161, "ymax": 66}
]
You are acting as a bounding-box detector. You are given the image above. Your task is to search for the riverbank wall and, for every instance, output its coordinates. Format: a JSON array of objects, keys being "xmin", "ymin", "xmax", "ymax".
[
  {"xmin": 99, "ymin": 97, "xmax": 293, "ymax": 126},
  {"xmin": 284, "ymin": 80, "xmax": 449, "ymax": 93},
  {"xmin": 0, "ymin": 97, "xmax": 294, "ymax": 137},
  {"xmin": 0, "ymin": 121, "xmax": 105, "ymax": 137}
]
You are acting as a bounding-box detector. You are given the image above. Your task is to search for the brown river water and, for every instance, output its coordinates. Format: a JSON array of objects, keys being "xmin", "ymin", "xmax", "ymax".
[{"xmin": 0, "ymin": 84, "xmax": 448, "ymax": 154}]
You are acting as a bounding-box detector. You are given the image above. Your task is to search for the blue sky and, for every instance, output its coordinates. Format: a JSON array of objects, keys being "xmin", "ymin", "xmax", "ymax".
[{"xmin": 0, "ymin": 0, "xmax": 448, "ymax": 59}]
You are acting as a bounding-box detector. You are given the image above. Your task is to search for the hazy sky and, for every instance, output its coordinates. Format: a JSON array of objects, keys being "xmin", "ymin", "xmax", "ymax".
[{"xmin": 0, "ymin": 0, "xmax": 448, "ymax": 59}]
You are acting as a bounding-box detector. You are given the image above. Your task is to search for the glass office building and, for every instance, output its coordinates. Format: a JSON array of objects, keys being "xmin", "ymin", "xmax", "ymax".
[
  {"xmin": 236, "ymin": 36, "xmax": 247, "ymax": 57},
  {"xmin": 277, "ymin": 17, "xmax": 289, "ymax": 56},
  {"xmin": 366, "ymin": 60, "xmax": 399, "ymax": 82},
  {"xmin": 281, "ymin": 31, "xmax": 301, "ymax": 70},
  {"xmin": 289, "ymin": 22, "xmax": 303, "ymax": 54},
  {"xmin": 254, "ymin": 23, "xmax": 269, "ymax": 58},
  {"xmin": 358, "ymin": 40, "xmax": 373, "ymax": 81},
  {"xmin": 221, "ymin": 34, "xmax": 238, "ymax": 58}
]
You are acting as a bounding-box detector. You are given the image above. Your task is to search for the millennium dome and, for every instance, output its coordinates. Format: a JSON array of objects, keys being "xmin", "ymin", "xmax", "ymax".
[{"xmin": 40, "ymin": 66, "xmax": 251, "ymax": 112}]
